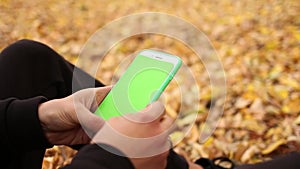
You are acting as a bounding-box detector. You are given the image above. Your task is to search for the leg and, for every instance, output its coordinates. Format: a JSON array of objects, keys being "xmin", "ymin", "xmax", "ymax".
[
  {"xmin": 0, "ymin": 39, "xmax": 105, "ymax": 169},
  {"xmin": 0, "ymin": 39, "xmax": 104, "ymax": 100}
]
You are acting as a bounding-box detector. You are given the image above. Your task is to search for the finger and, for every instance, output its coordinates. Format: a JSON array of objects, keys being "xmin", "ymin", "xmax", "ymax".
[
  {"xmin": 75, "ymin": 104, "xmax": 105, "ymax": 137},
  {"xmin": 123, "ymin": 101, "xmax": 166, "ymax": 124},
  {"xmin": 95, "ymin": 86, "xmax": 112, "ymax": 103},
  {"xmin": 91, "ymin": 86, "xmax": 112, "ymax": 111},
  {"xmin": 161, "ymin": 115, "xmax": 174, "ymax": 130},
  {"xmin": 146, "ymin": 101, "xmax": 167, "ymax": 124}
]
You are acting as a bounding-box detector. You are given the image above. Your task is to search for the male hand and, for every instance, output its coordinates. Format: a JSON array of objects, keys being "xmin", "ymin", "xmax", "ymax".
[
  {"xmin": 38, "ymin": 86, "xmax": 111, "ymax": 145},
  {"xmin": 92, "ymin": 101, "xmax": 174, "ymax": 169}
]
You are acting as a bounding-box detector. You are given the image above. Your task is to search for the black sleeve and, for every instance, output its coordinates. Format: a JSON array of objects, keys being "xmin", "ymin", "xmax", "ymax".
[
  {"xmin": 0, "ymin": 96, "xmax": 52, "ymax": 151},
  {"xmin": 62, "ymin": 143, "xmax": 189, "ymax": 169},
  {"xmin": 166, "ymin": 149, "xmax": 189, "ymax": 169},
  {"xmin": 61, "ymin": 144, "xmax": 135, "ymax": 169}
]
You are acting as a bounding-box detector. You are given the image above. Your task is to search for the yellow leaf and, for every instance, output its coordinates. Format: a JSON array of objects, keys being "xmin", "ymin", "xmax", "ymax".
[
  {"xmin": 259, "ymin": 26, "xmax": 270, "ymax": 35},
  {"xmin": 279, "ymin": 76, "xmax": 300, "ymax": 90},
  {"xmin": 294, "ymin": 32, "xmax": 300, "ymax": 41},
  {"xmin": 166, "ymin": 105, "xmax": 177, "ymax": 119},
  {"xmin": 276, "ymin": 88, "xmax": 289, "ymax": 99},
  {"xmin": 192, "ymin": 143, "xmax": 209, "ymax": 158},
  {"xmin": 242, "ymin": 119, "xmax": 266, "ymax": 133},
  {"xmin": 170, "ymin": 131, "xmax": 184, "ymax": 144},
  {"xmin": 242, "ymin": 91, "xmax": 258, "ymax": 101},
  {"xmin": 177, "ymin": 113, "xmax": 198, "ymax": 128},
  {"xmin": 262, "ymin": 139, "xmax": 286, "ymax": 155},
  {"xmin": 294, "ymin": 115, "xmax": 300, "ymax": 125},
  {"xmin": 187, "ymin": 125, "xmax": 199, "ymax": 143},
  {"xmin": 265, "ymin": 40, "xmax": 279, "ymax": 49},
  {"xmin": 269, "ymin": 64, "xmax": 283, "ymax": 79},
  {"xmin": 283, "ymin": 99, "xmax": 300, "ymax": 114},
  {"xmin": 241, "ymin": 145, "xmax": 259, "ymax": 163},
  {"xmin": 203, "ymin": 137, "xmax": 214, "ymax": 146}
]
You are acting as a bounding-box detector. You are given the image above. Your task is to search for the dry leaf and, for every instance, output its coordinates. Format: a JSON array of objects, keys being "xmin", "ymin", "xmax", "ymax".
[
  {"xmin": 262, "ymin": 139, "xmax": 287, "ymax": 155},
  {"xmin": 241, "ymin": 145, "xmax": 259, "ymax": 163},
  {"xmin": 235, "ymin": 97, "xmax": 251, "ymax": 109}
]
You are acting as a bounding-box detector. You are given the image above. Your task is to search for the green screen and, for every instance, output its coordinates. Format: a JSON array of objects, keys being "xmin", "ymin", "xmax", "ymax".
[{"xmin": 95, "ymin": 53, "xmax": 175, "ymax": 120}]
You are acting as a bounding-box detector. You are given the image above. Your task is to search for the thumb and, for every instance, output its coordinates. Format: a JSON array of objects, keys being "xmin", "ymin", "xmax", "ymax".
[{"xmin": 123, "ymin": 101, "xmax": 166, "ymax": 124}]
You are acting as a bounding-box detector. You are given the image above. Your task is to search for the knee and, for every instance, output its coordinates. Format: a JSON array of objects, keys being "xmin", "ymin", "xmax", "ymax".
[
  {"xmin": 13, "ymin": 39, "xmax": 41, "ymax": 46},
  {"xmin": 0, "ymin": 39, "xmax": 61, "ymax": 63},
  {"xmin": 5, "ymin": 39, "xmax": 48, "ymax": 52},
  {"xmin": 6, "ymin": 39, "xmax": 53, "ymax": 56}
]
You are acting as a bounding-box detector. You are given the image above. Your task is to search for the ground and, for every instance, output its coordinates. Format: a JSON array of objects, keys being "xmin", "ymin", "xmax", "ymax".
[{"xmin": 1, "ymin": 0, "xmax": 300, "ymax": 168}]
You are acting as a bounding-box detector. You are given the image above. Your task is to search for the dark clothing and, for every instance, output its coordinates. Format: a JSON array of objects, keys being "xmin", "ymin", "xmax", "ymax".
[
  {"xmin": 0, "ymin": 40, "xmax": 103, "ymax": 169},
  {"xmin": 235, "ymin": 152, "xmax": 300, "ymax": 169},
  {"xmin": 0, "ymin": 96, "xmax": 49, "ymax": 169},
  {"xmin": 63, "ymin": 144, "xmax": 135, "ymax": 169},
  {"xmin": 0, "ymin": 39, "xmax": 104, "ymax": 169},
  {"xmin": 63, "ymin": 144, "xmax": 188, "ymax": 169}
]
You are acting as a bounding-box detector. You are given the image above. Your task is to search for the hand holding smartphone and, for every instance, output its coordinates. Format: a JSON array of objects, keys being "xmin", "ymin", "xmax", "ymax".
[{"xmin": 95, "ymin": 50, "xmax": 182, "ymax": 120}]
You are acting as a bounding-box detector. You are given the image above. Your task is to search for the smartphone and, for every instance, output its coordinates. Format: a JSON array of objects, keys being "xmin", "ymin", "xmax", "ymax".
[{"xmin": 95, "ymin": 49, "xmax": 182, "ymax": 120}]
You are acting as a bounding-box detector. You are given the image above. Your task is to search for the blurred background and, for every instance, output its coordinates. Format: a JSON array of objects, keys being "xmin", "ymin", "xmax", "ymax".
[{"xmin": 1, "ymin": 0, "xmax": 300, "ymax": 168}]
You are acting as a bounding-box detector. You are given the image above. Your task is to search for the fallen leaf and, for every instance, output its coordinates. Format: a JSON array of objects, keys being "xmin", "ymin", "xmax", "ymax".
[
  {"xmin": 241, "ymin": 145, "xmax": 259, "ymax": 163},
  {"xmin": 235, "ymin": 97, "xmax": 251, "ymax": 109},
  {"xmin": 262, "ymin": 139, "xmax": 286, "ymax": 155}
]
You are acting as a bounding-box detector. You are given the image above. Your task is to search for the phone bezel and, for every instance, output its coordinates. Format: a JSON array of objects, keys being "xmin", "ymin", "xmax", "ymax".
[{"xmin": 139, "ymin": 50, "xmax": 182, "ymax": 69}]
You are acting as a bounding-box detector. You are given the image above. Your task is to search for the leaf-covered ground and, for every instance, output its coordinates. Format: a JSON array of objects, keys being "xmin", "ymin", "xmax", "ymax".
[{"xmin": 1, "ymin": 0, "xmax": 300, "ymax": 168}]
